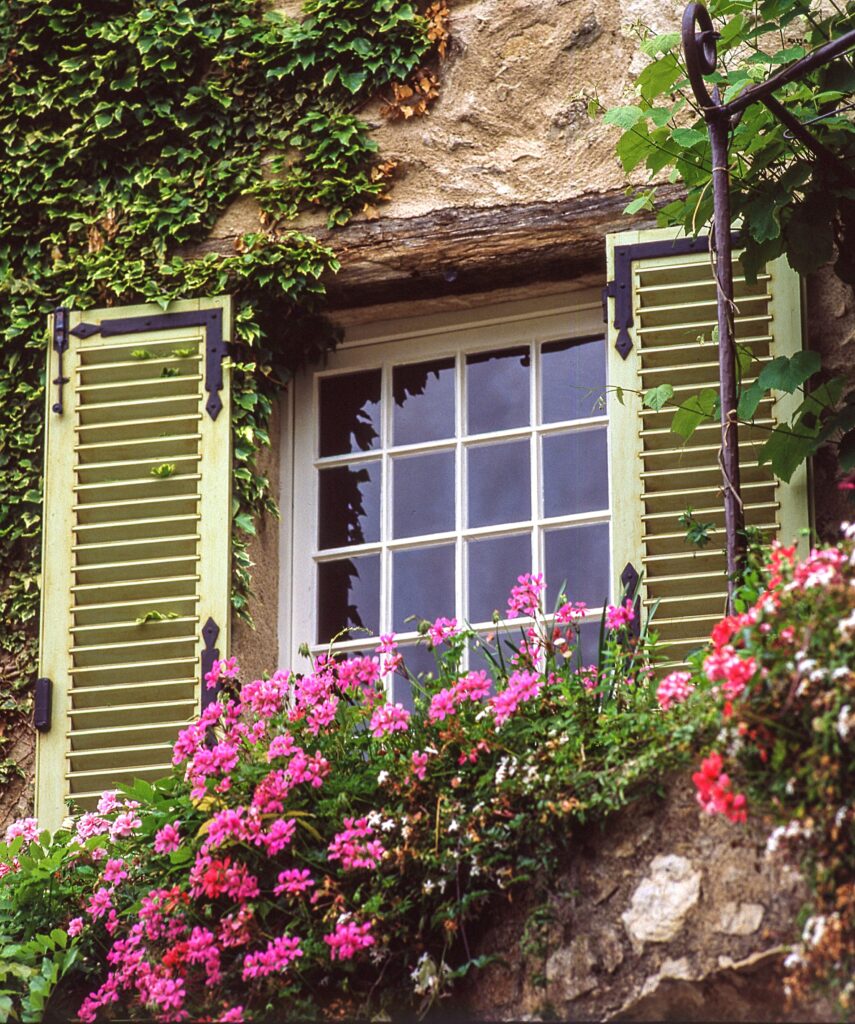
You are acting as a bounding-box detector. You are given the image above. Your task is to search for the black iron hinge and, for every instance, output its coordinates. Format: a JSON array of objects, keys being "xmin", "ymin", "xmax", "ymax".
[
  {"xmin": 34, "ymin": 677, "xmax": 52, "ymax": 732},
  {"xmin": 70, "ymin": 308, "xmax": 228, "ymax": 419},
  {"xmin": 51, "ymin": 307, "xmax": 69, "ymax": 414},
  {"xmin": 200, "ymin": 616, "xmax": 221, "ymax": 712},
  {"xmin": 620, "ymin": 562, "xmax": 642, "ymax": 641},
  {"xmin": 604, "ymin": 236, "xmax": 711, "ymax": 360}
]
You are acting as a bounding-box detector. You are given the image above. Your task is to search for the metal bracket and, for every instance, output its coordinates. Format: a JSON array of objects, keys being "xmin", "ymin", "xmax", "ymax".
[
  {"xmin": 619, "ymin": 562, "xmax": 642, "ymax": 641},
  {"xmin": 605, "ymin": 236, "xmax": 712, "ymax": 360},
  {"xmin": 200, "ymin": 616, "xmax": 221, "ymax": 712},
  {"xmin": 34, "ymin": 678, "xmax": 52, "ymax": 732},
  {"xmin": 70, "ymin": 308, "xmax": 228, "ymax": 419},
  {"xmin": 51, "ymin": 308, "xmax": 69, "ymax": 414}
]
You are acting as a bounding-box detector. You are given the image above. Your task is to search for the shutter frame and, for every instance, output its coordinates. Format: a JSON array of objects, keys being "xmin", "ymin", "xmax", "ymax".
[
  {"xmin": 606, "ymin": 227, "xmax": 809, "ymax": 666},
  {"xmin": 37, "ymin": 297, "xmax": 232, "ymax": 828}
]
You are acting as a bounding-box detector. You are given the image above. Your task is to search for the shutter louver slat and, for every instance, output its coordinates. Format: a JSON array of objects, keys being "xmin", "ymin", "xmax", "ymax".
[
  {"xmin": 37, "ymin": 298, "xmax": 231, "ymax": 827},
  {"xmin": 607, "ymin": 231, "xmax": 808, "ymax": 668}
]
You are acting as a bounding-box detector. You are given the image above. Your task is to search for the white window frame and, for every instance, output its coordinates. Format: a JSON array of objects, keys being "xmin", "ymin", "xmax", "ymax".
[{"xmin": 279, "ymin": 289, "xmax": 611, "ymax": 673}]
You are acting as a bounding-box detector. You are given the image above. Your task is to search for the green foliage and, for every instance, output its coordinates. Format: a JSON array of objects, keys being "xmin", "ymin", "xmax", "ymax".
[
  {"xmin": 690, "ymin": 533, "xmax": 855, "ymax": 1009},
  {"xmin": 0, "ymin": 1, "xmax": 439, "ymax": 724},
  {"xmin": 602, "ymin": 1, "xmax": 855, "ymax": 484},
  {"xmin": 0, "ymin": 592, "xmax": 714, "ymax": 1020}
]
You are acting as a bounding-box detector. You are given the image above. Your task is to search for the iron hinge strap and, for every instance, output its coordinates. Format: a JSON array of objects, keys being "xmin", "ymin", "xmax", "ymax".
[
  {"xmin": 604, "ymin": 235, "xmax": 712, "ymax": 360},
  {"xmin": 200, "ymin": 616, "xmax": 221, "ymax": 712},
  {"xmin": 70, "ymin": 308, "xmax": 228, "ymax": 420},
  {"xmin": 620, "ymin": 561, "xmax": 642, "ymax": 641},
  {"xmin": 51, "ymin": 307, "xmax": 69, "ymax": 414}
]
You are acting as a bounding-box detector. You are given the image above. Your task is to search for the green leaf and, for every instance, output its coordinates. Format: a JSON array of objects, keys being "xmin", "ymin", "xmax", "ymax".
[
  {"xmin": 758, "ymin": 423, "xmax": 816, "ymax": 483},
  {"xmin": 737, "ymin": 380, "xmax": 765, "ymax": 421},
  {"xmin": 603, "ymin": 106, "xmax": 646, "ymax": 130},
  {"xmin": 134, "ymin": 610, "xmax": 180, "ymax": 625},
  {"xmin": 670, "ymin": 388, "xmax": 718, "ymax": 439},
  {"xmin": 670, "ymin": 127, "xmax": 706, "ymax": 148},
  {"xmin": 757, "ymin": 351, "xmax": 821, "ymax": 393},
  {"xmin": 839, "ymin": 428, "xmax": 855, "ymax": 471},
  {"xmin": 150, "ymin": 463, "xmax": 176, "ymax": 478},
  {"xmin": 643, "ymin": 383, "xmax": 674, "ymax": 411}
]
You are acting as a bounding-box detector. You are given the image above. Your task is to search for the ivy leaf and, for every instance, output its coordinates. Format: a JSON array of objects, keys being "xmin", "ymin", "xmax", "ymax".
[
  {"xmin": 135, "ymin": 610, "xmax": 180, "ymax": 625},
  {"xmin": 150, "ymin": 463, "xmax": 176, "ymax": 478},
  {"xmin": 758, "ymin": 423, "xmax": 817, "ymax": 482},
  {"xmin": 603, "ymin": 106, "xmax": 646, "ymax": 130},
  {"xmin": 737, "ymin": 380, "xmax": 765, "ymax": 420},
  {"xmin": 670, "ymin": 127, "xmax": 706, "ymax": 148},
  {"xmin": 643, "ymin": 383, "xmax": 674, "ymax": 411},
  {"xmin": 671, "ymin": 388, "xmax": 718, "ymax": 439},
  {"xmin": 757, "ymin": 351, "xmax": 821, "ymax": 393},
  {"xmin": 839, "ymin": 428, "xmax": 855, "ymax": 471}
]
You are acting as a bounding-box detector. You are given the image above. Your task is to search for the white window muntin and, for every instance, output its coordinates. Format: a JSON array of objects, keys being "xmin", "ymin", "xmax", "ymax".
[{"xmin": 285, "ymin": 294, "xmax": 611, "ymax": 671}]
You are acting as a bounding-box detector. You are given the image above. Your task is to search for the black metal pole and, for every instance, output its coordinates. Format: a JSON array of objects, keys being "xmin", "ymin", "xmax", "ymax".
[{"xmin": 708, "ymin": 109, "xmax": 746, "ymax": 593}]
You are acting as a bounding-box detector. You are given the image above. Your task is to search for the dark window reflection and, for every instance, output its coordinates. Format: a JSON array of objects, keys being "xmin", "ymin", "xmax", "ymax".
[
  {"xmin": 543, "ymin": 428, "xmax": 609, "ymax": 517},
  {"xmin": 393, "ymin": 645, "xmax": 437, "ymax": 709},
  {"xmin": 466, "ymin": 348, "xmax": 530, "ymax": 434},
  {"xmin": 318, "ymin": 461, "xmax": 381, "ymax": 549},
  {"xmin": 393, "ymin": 358, "xmax": 455, "ymax": 446},
  {"xmin": 317, "ymin": 555, "xmax": 380, "ymax": 643},
  {"xmin": 319, "ymin": 370, "xmax": 381, "ymax": 457},
  {"xmin": 392, "ymin": 545, "xmax": 455, "ymax": 631},
  {"xmin": 467, "ymin": 440, "xmax": 531, "ymax": 528},
  {"xmin": 544, "ymin": 522, "xmax": 609, "ymax": 608},
  {"xmin": 467, "ymin": 533, "xmax": 531, "ymax": 623},
  {"xmin": 542, "ymin": 337, "xmax": 606, "ymax": 423},
  {"xmin": 393, "ymin": 450, "xmax": 455, "ymax": 538}
]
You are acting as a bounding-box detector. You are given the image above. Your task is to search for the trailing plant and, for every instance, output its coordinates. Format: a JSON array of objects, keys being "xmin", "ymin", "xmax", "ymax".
[
  {"xmin": 600, "ymin": 0, "xmax": 855, "ymax": 485},
  {"xmin": 0, "ymin": 576, "xmax": 713, "ymax": 1021},
  {"xmin": 0, "ymin": 0, "xmax": 447, "ymax": 757},
  {"xmin": 688, "ymin": 530, "xmax": 855, "ymax": 1011}
]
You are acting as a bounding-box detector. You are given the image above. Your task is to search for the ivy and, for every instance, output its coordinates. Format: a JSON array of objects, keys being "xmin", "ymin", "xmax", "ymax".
[
  {"xmin": 0, "ymin": 2, "xmax": 445, "ymax": 731},
  {"xmin": 601, "ymin": 0, "xmax": 855, "ymax": 487}
]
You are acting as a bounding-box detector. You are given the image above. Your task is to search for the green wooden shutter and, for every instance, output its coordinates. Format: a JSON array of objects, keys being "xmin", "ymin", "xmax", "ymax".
[
  {"xmin": 606, "ymin": 228, "xmax": 809, "ymax": 668},
  {"xmin": 36, "ymin": 298, "xmax": 232, "ymax": 828}
]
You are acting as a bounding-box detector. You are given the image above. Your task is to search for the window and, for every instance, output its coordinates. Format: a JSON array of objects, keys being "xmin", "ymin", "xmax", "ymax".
[{"xmin": 284, "ymin": 293, "xmax": 610, "ymax": 695}]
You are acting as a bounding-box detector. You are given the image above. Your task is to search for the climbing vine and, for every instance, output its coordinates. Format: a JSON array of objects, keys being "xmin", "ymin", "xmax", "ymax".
[{"xmin": 0, "ymin": 0, "xmax": 448, "ymax": 753}]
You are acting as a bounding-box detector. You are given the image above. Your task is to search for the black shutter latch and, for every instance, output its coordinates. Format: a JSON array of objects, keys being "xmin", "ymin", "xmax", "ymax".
[
  {"xmin": 34, "ymin": 677, "xmax": 52, "ymax": 731},
  {"xmin": 51, "ymin": 308, "xmax": 69, "ymax": 414}
]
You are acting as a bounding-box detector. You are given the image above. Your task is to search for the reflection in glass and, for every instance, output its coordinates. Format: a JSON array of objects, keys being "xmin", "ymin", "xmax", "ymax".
[
  {"xmin": 575, "ymin": 618, "xmax": 602, "ymax": 667},
  {"xmin": 393, "ymin": 358, "xmax": 455, "ymax": 445},
  {"xmin": 317, "ymin": 555, "xmax": 380, "ymax": 643},
  {"xmin": 543, "ymin": 428, "xmax": 609, "ymax": 517},
  {"xmin": 542, "ymin": 337, "xmax": 607, "ymax": 423},
  {"xmin": 467, "ymin": 533, "xmax": 531, "ymax": 623},
  {"xmin": 318, "ymin": 461, "xmax": 381, "ymax": 549},
  {"xmin": 544, "ymin": 522, "xmax": 609, "ymax": 607},
  {"xmin": 319, "ymin": 370, "xmax": 381, "ymax": 457},
  {"xmin": 466, "ymin": 348, "xmax": 530, "ymax": 434},
  {"xmin": 393, "ymin": 450, "xmax": 455, "ymax": 538},
  {"xmin": 393, "ymin": 545, "xmax": 455, "ymax": 631},
  {"xmin": 467, "ymin": 440, "xmax": 530, "ymax": 528}
]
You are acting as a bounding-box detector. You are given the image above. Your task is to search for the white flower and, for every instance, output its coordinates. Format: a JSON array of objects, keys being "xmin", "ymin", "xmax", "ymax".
[
  {"xmin": 837, "ymin": 704, "xmax": 854, "ymax": 742},
  {"xmin": 377, "ymin": 770, "xmax": 390, "ymax": 785},
  {"xmin": 422, "ymin": 879, "xmax": 436, "ymax": 894},
  {"xmin": 832, "ymin": 666, "xmax": 851, "ymax": 681},
  {"xmin": 367, "ymin": 810, "xmax": 382, "ymax": 828},
  {"xmin": 380, "ymin": 818, "xmax": 396, "ymax": 833},
  {"xmin": 839, "ymin": 609, "xmax": 855, "ymax": 641},
  {"xmin": 835, "ymin": 806, "xmax": 849, "ymax": 829},
  {"xmin": 802, "ymin": 915, "xmax": 827, "ymax": 948},
  {"xmin": 447, "ymin": 818, "xmax": 459, "ymax": 833}
]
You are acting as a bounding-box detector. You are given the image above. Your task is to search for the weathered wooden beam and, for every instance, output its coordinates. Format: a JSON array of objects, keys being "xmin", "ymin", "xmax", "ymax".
[{"xmin": 189, "ymin": 186, "xmax": 683, "ymax": 307}]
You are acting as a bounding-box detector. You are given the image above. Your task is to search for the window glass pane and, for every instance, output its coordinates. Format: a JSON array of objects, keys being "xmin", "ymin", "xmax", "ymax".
[
  {"xmin": 542, "ymin": 428, "xmax": 609, "ymax": 518},
  {"xmin": 318, "ymin": 461, "xmax": 380, "ymax": 549},
  {"xmin": 393, "ymin": 450, "xmax": 455, "ymax": 539},
  {"xmin": 393, "ymin": 545, "xmax": 455, "ymax": 631},
  {"xmin": 467, "ymin": 533, "xmax": 531, "ymax": 623},
  {"xmin": 466, "ymin": 347, "xmax": 530, "ymax": 434},
  {"xmin": 544, "ymin": 522, "xmax": 609, "ymax": 608},
  {"xmin": 317, "ymin": 555, "xmax": 380, "ymax": 644},
  {"xmin": 392, "ymin": 358, "xmax": 455, "ymax": 446},
  {"xmin": 319, "ymin": 370, "xmax": 381, "ymax": 457},
  {"xmin": 542, "ymin": 337, "xmax": 606, "ymax": 423},
  {"xmin": 576, "ymin": 619, "xmax": 602, "ymax": 667},
  {"xmin": 467, "ymin": 440, "xmax": 530, "ymax": 528}
]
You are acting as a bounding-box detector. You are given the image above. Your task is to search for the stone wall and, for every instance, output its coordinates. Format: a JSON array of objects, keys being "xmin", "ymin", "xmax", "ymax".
[{"xmin": 457, "ymin": 779, "xmax": 831, "ymax": 1022}]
